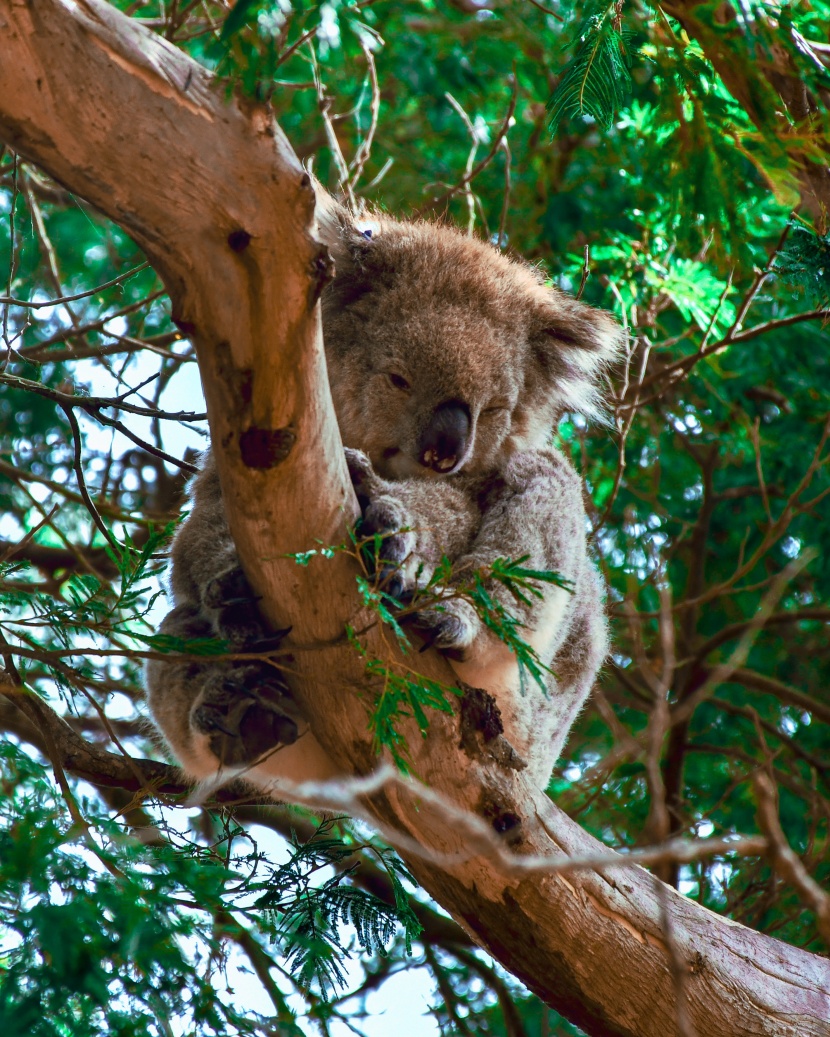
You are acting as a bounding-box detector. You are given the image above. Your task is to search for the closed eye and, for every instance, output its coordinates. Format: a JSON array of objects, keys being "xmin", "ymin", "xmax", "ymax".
[{"xmin": 481, "ymin": 405, "xmax": 509, "ymax": 417}]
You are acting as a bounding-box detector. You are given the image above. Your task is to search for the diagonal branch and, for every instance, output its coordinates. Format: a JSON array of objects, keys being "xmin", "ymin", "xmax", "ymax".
[{"xmin": 1, "ymin": 3, "xmax": 829, "ymax": 1035}]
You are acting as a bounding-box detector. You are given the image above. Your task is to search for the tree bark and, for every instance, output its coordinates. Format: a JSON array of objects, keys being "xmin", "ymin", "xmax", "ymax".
[{"xmin": 1, "ymin": 3, "xmax": 828, "ymax": 1035}]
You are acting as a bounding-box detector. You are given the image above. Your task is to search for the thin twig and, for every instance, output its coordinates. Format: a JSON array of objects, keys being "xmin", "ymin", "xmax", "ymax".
[
  {"xmin": 0, "ymin": 261, "xmax": 150, "ymax": 308},
  {"xmin": 496, "ymin": 138, "xmax": 512, "ymax": 247},
  {"xmin": 276, "ymin": 23, "xmax": 320, "ymax": 68},
  {"xmin": 525, "ymin": 0, "xmax": 565, "ymax": 20},
  {"xmin": 311, "ymin": 41, "xmax": 357, "ymax": 210},
  {"xmin": 445, "ymin": 92, "xmax": 479, "ymax": 235},
  {"xmin": 754, "ymin": 772, "xmax": 830, "ymax": 946},
  {"xmin": 349, "ymin": 39, "xmax": 381, "ymax": 192},
  {"xmin": 59, "ymin": 401, "xmax": 121, "ymax": 552},
  {"xmin": 417, "ymin": 77, "xmax": 518, "ymax": 216},
  {"xmin": 576, "ymin": 244, "xmax": 590, "ymax": 299},
  {"xmin": 2, "ymin": 151, "xmax": 19, "ymax": 361}
]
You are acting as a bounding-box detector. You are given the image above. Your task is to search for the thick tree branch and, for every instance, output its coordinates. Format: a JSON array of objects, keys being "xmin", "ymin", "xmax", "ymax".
[{"xmin": 1, "ymin": 3, "xmax": 829, "ymax": 1035}]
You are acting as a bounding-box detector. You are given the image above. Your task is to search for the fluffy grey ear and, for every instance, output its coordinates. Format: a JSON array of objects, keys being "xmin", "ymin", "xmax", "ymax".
[
  {"xmin": 530, "ymin": 295, "xmax": 625, "ymax": 421},
  {"xmin": 313, "ymin": 179, "xmax": 381, "ymax": 309},
  {"xmin": 313, "ymin": 179, "xmax": 375, "ymax": 260},
  {"xmin": 314, "ymin": 180, "xmax": 351, "ymax": 250}
]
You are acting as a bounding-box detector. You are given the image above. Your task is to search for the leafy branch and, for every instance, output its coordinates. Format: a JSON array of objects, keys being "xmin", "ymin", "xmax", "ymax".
[
  {"xmin": 295, "ymin": 531, "xmax": 572, "ymax": 772},
  {"xmin": 548, "ymin": 1, "xmax": 634, "ymax": 131},
  {"xmin": 250, "ymin": 818, "xmax": 422, "ymax": 999}
]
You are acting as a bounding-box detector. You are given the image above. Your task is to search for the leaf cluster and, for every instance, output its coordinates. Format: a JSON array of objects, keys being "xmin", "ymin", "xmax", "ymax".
[{"xmin": 251, "ymin": 819, "xmax": 421, "ymax": 999}]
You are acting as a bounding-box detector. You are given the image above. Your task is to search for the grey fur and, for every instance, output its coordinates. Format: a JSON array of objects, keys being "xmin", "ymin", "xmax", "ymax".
[{"xmin": 145, "ymin": 199, "xmax": 623, "ymax": 790}]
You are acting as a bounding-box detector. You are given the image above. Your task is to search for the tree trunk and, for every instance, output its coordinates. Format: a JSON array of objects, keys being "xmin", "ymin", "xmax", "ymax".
[{"xmin": 1, "ymin": 3, "xmax": 828, "ymax": 1034}]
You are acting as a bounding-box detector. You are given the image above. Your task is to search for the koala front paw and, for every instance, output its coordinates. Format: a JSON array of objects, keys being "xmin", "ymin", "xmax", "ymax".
[
  {"xmin": 204, "ymin": 565, "xmax": 289, "ymax": 651},
  {"xmin": 361, "ymin": 497, "xmax": 418, "ymax": 599},
  {"xmin": 408, "ymin": 598, "xmax": 481, "ymax": 659},
  {"xmin": 346, "ymin": 448, "xmax": 418, "ymax": 599},
  {"xmin": 192, "ymin": 666, "xmax": 300, "ymax": 767}
]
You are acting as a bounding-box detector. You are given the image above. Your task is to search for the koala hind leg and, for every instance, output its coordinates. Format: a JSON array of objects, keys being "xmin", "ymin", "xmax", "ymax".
[
  {"xmin": 193, "ymin": 664, "xmax": 301, "ymax": 769},
  {"xmin": 147, "ymin": 565, "xmax": 299, "ymax": 776}
]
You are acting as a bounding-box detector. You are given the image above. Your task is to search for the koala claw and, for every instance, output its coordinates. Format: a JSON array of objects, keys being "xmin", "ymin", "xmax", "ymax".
[
  {"xmin": 408, "ymin": 599, "xmax": 480, "ymax": 659},
  {"xmin": 379, "ymin": 569, "xmax": 405, "ymax": 600},
  {"xmin": 203, "ymin": 565, "xmax": 290, "ymax": 651},
  {"xmin": 363, "ymin": 498, "xmax": 416, "ymax": 578},
  {"xmin": 204, "ymin": 566, "xmax": 258, "ymax": 610},
  {"xmin": 344, "ymin": 447, "xmax": 375, "ymax": 496},
  {"xmin": 245, "ymin": 631, "xmax": 292, "ymax": 654},
  {"xmin": 193, "ymin": 669, "xmax": 299, "ymax": 767}
]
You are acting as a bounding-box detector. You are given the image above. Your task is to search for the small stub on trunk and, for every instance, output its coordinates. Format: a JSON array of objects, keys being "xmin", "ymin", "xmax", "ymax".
[{"xmin": 239, "ymin": 426, "xmax": 296, "ymax": 469}]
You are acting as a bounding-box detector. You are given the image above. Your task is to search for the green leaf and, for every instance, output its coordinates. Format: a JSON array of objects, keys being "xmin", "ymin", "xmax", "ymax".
[
  {"xmin": 219, "ymin": 0, "xmax": 263, "ymax": 42},
  {"xmin": 549, "ymin": 7, "xmax": 634, "ymax": 131}
]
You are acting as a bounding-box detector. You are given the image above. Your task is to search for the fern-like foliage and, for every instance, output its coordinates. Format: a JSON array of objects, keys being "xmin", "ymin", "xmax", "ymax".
[
  {"xmin": 251, "ymin": 820, "xmax": 422, "ymax": 1000},
  {"xmin": 463, "ymin": 556, "xmax": 573, "ymax": 695},
  {"xmin": 775, "ymin": 224, "xmax": 830, "ymax": 308},
  {"xmin": 548, "ymin": 3, "xmax": 634, "ymax": 132},
  {"xmin": 291, "ymin": 532, "xmax": 570, "ymax": 771}
]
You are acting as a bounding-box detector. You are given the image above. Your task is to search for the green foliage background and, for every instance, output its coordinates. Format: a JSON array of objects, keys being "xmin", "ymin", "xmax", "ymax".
[{"xmin": 1, "ymin": 1, "xmax": 829, "ymax": 1035}]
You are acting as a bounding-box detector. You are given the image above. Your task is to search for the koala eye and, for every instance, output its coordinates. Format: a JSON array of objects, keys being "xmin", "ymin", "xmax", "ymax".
[
  {"xmin": 388, "ymin": 373, "xmax": 411, "ymax": 391},
  {"xmin": 481, "ymin": 404, "xmax": 509, "ymax": 417}
]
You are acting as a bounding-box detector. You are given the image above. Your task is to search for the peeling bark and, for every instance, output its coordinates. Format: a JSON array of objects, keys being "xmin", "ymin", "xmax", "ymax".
[{"xmin": 1, "ymin": 3, "xmax": 828, "ymax": 1034}]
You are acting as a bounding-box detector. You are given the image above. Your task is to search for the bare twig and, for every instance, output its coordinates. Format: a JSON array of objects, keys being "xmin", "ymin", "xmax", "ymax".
[
  {"xmin": 2, "ymin": 151, "xmax": 19, "ymax": 359},
  {"xmin": 445, "ymin": 92, "xmax": 480, "ymax": 235},
  {"xmin": 417, "ymin": 78, "xmax": 518, "ymax": 216},
  {"xmin": 576, "ymin": 244, "xmax": 590, "ymax": 299},
  {"xmin": 497, "ymin": 138, "xmax": 511, "ymax": 248},
  {"xmin": 0, "ymin": 261, "xmax": 150, "ymax": 308},
  {"xmin": 349, "ymin": 39, "xmax": 381, "ymax": 193},
  {"xmin": 525, "ymin": 0, "xmax": 564, "ymax": 19},
  {"xmin": 754, "ymin": 772, "xmax": 830, "ymax": 946}
]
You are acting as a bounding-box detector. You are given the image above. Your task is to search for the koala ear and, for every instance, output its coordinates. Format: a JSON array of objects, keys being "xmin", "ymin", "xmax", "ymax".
[
  {"xmin": 313, "ymin": 180, "xmax": 380, "ymax": 308},
  {"xmin": 530, "ymin": 295, "xmax": 625, "ymax": 421},
  {"xmin": 313, "ymin": 179, "xmax": 374, "ymax": 265}
]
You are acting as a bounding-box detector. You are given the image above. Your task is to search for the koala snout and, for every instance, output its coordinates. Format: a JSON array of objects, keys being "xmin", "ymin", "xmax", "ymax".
[{"xmin": 419, "ymin": 400, "xmax": 470, "ymax": 473}]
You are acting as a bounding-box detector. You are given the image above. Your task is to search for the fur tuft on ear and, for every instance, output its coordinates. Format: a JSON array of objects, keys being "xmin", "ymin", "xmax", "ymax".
[
  {"xmin": 530, "ymin": 295, "xmax": 625, "ymax": 422},
  {"xmin": 313, "ymin": 179, "xmax": 384, "ymax": 308},
  {"xmin": 313, "ymin": 179, "xmax": 351, "ymax": 249}
]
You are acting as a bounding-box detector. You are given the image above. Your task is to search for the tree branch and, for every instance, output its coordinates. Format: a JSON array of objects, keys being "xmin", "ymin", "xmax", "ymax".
[{"xmin": 2, "ymin": 3, "xmax": 829, "ymax": 1035}]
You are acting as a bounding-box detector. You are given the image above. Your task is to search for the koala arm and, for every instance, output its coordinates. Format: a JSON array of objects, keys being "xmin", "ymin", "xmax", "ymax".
[
  {"xmin": 346, "ymin": 448, "xmax": 479, "ymax": 592},
  {"xmin": 411, "ymin": 449, "xmax": 608, "ymax": 785}
]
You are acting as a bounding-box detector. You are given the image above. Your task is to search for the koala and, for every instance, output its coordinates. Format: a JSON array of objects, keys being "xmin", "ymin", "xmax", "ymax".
[{"xmin": 145, "ymin": 196, "xmax": 623, "ymax": 791}]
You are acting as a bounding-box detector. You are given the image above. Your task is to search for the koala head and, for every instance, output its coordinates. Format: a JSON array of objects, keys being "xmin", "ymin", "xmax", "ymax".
[{"xmin": 317, "ymin": 197, "xmax": 623, "ymax": 481}]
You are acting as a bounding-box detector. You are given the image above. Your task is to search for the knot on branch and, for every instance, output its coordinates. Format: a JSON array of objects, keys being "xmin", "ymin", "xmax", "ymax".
[
  {"xmin": 459, "ymin": 685, "xmax": 527, "ymax": 773},
  {"xmin": 308, "ymin": 247, "xmax": 335, "ymax": 308},
  {"xmin": 239, "ymin": 426, "xmax": 296, "ymax": 469},
  {"xmin": 227, "ymin": 229, "xmax": 252, "ymax": 253}
]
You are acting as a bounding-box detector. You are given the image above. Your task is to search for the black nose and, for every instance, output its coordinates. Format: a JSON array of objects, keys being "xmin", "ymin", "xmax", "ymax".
[{"xmin": 419, "ymin": 400, "xmax": 470, "ymax": 473}]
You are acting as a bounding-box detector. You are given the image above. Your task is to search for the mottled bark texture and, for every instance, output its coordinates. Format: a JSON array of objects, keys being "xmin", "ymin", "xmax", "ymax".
[{"xmin": 1, "ymin": 3, "xmax": 828, "ymax": 1034}]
